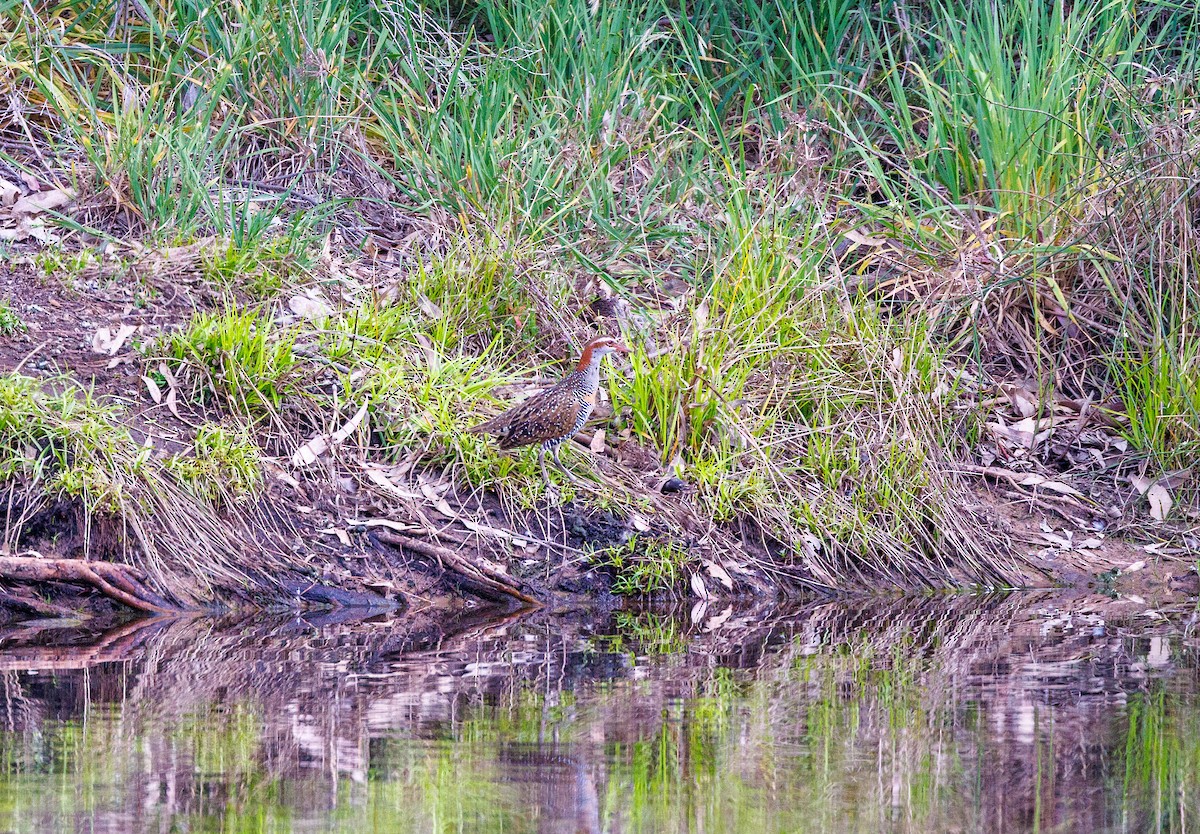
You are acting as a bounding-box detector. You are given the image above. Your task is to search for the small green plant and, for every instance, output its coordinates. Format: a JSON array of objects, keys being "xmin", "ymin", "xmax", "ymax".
[
  {"xmin": 0, "ymin": 301, "xmax": 26, "ymax": 336},
  {"xmin": 163, "ymin": 308, "xmax": 298, "ymax": 417},
  {"xmin": 33, "ymin": 247, "xmax": 96, "ymax": 284},
  {"xmin": 1111, "ymin": 338, "xmax": 1200, "ymax": 469},
  {"xmin": 164, "ymin": 423, "xmax": 262, "ymax": 504},
  {"xmin": 594, "ymin": 535, "xmax": 690, "ymax": 596},
  {"xmin": 689, "ymin": 457, "xmax": 770, "ymax": 523},
  {"xmin": 610, "ymin": 610, "xmax": 687, "ymax": 655},
  {"xmin": 0, "ymin": 374, "xmax": 144, "ymax": 512},
  {"xmin": 200, "ymin": 235, "xmax": 311, "ymax": 300}
]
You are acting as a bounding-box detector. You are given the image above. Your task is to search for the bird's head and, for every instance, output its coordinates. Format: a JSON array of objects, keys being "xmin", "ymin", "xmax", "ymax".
[{"xmin": 576, "ymin": 335, "xmax": 630, "ymax": 369}]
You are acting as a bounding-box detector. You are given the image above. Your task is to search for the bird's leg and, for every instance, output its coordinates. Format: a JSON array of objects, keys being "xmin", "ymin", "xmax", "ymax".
[
  {"xmin": 551, "ymin": 445, "xmax": 584, "ymax": 487},
  {"xmin": 538, "ymin": 447, "xmax": 561, "ymax": 503}
]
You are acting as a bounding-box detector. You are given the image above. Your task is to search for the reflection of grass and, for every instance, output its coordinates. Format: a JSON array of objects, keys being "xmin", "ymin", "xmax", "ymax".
[
  {"xmin": 1121, "ymin": 687, "xmax": 1200, "ymax": 831},
  {"xmin": 0, "ymin": 610, "xmax": 1198, "ymax": 833},
  {"xmin": 610, "ymin": 610, "xmax": 687, "ymax": 654}
]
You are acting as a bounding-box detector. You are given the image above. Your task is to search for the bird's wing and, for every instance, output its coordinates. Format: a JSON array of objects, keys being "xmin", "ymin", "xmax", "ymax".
[{"xmin": 469, "ymin": 380, "xmax": 586, "ymax": 449}]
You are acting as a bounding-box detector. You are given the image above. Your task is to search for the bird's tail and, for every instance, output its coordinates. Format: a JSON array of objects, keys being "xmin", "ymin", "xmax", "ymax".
[{"xmin": 466, "ymin": 414, "xmax": 506, "ymax": 434}]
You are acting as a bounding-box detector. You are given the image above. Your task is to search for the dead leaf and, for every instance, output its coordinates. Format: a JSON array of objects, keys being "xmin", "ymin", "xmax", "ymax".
[
  {"xmin": 703, "ymin": 560, "xmax": 734, "ymax": 590},
  {"xmin": 364, "ymin": 467, "xmax": 420, "ymax": 500},
  {"xmin": 419, "ymin": 482, "xmax": 456, "ymax": 517},
  {"xmin": 291, "ymin": 434, "xmax": 331, "ymax": 466},
  {"xmin": 690, "ymin": 572, "xmax": 709, "ymax": 600},
  {"xmin": 1018, "ymin": 473, "xmax": 1084, "ymax": 498},
  {"xmin": 320, "ymin": 527, "xmax": 351, "ymax": 546},
  {"xmin": 0, "ymin": 179, "xmax": 17, "ymax": 206},
  {"xmin": 263, "ymin": 462, "xmax": 301, "ymax": 490},
  {"xmin": 1129, "ymin": 475, "xmax": 1152, "ymax": 495},
  {"xmin": 1147, "ymin": 483, "xmax": 1172, "ymax": 521},
  {"xmin": 288, "ymin": 293, "xmax": 333, "ymax": 321},
  {"xmin": 703, "ymin": 606, "xmax": 733, "ymax": 632},
  {"xmin": 1124, "ymin": 560, "xmax": 1146, "ymax": 573},
  {"xmin": 292, "ymin": 403, "xmax": 369, "ymax": 466},
  {"xmin": 1039, "ymin": 531, "xmax": 1072, "ymax": 548},
  {"xmin": 460, "ymin": 518, "xmax": 513, "ymax": 540},
  {"xmin": 330, "ymin": 402, "xmax": 369, "ymax": 444},
  {"xmin": 415, "ymin": 292, "xmax": 442, "ymax": 320},
  {"xmin": 693, "ymin": 298, "xmax": 709, "ymax": 335},
  {"xmin": 414, "ymin": 332, "xmax": 441, "ymax": 373},
  {"xmin": 359, "ymin": 518, "xmax": 421, "ymax": 533},
  {"xmin": 91, "ymin": 324, "xmax": 137, "ymax": 356},
  {"xmin": 843, "ymin": 227, "xmax": 887, "ymax": 247},
  {"xmin": 1039, "ymin": 480, "xmax": 1085, "ymax": 498},
  {"xmin": 589, "ymin": 429, "xmax": 606, "ymax": 454},
  {"xmin": 630, "ymin": 513, "xmax": 650, "ymax": 533},
  {"xmin": 11, "ymin": 187, "xmax": 74, "ymax": 217},
  {"xmin": 1001, "ymin": 382, "xmax": 1038, "ymax": 418},
  {"xmin": 142, "ymin": 375, "xmax": 163, "ymax": 404},
  {"xmin": 1160, "ymin": 468, "xmax": 1193, "ymax": 490}
]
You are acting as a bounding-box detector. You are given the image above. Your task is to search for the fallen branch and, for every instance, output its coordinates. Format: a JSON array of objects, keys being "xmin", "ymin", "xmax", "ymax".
[
  {"xmin": 371, "ymin": 530, "xmax": 538, "ymax": 606},
  {"xmin": 0, "ymin": 556, "xmax": 177, "ymax": 614}
]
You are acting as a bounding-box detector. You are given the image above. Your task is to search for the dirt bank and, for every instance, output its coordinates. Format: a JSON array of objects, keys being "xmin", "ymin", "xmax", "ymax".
[{"xmin": 0, "ymin": 250, "xmax": 1195, "ymax": 622}]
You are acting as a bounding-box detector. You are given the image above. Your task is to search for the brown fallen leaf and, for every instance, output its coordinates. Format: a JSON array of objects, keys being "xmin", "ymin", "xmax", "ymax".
[
  {"xmin": 589, "ymin": 429, "xmax": 606, "ymax": 454},
  {"xmin": 287, "ymin": 293, "xmax": 333, "ymax": 321},
  {"xmin": 11, "ymin": 187, "xmax": 74, "ymax": 217},
  {"xmin": 320, "ymin": 527, "xmax": 352, "ymax": 546},
  {"xmin": 415, "ymin": 292, "xmax": 443, "ymax": 320},
  {"xmin": 91, "ymin": 324, "xmax": 137, "ymax": 356},
  {"xmin": 1147, "ymin": 483, "xmax": 1172, "ymax": 521},
  {"xmin": 703, "ymin": 559, "xmax": 734, "ymax": 590},
  {"xmin": 364, "ymin": 466, "xmax": 421, "ymax": 500},
  {"xmin": 292, "ymin": 402, "xmax": 369, "ymax": 466},
  {"xmin": 142, "ymin": 375, "xmax": 163, "ymax": 404}
]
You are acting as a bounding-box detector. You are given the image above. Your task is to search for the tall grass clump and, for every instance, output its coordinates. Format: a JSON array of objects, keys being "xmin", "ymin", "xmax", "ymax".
[
  {"xmin": 0, "ymin": 375, "xmax": 143, "ymax": 514},
  {"xmin": 162, "ymin": 307, "xmax": 299, "ymax": 419}
]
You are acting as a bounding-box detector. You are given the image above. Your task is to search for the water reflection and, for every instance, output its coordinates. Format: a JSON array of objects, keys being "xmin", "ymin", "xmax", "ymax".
[{"xmin": 0, "ymin": 593, "xmax": 1195, "ymax": 833}]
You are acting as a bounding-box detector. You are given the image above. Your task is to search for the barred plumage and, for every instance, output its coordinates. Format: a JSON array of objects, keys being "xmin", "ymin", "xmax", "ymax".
[{"xmin": 469, "ymin": 336, "xmax": 629, "ymax": 485}]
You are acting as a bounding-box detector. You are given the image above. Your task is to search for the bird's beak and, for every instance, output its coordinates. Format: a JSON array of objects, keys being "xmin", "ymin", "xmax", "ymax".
[{"xmin": 613, "ymin": 341, "xmax": 631, "ymax": 354}]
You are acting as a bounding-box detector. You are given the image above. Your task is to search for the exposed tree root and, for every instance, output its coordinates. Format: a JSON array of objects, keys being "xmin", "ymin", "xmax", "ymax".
[
  {"xmin": 0, "ymin": 587, "xmax": 76, "ymax": 618},
  {"xmin": 371, "ymin": 530, "xmax": 539, "ymax": 606},
  {"xmin": 0, "ymin": 556, "xmax": 177, "ymax": 614}
]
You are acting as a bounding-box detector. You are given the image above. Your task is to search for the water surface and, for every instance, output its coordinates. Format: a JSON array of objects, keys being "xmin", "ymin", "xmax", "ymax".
[{"xmin": 0, "ymin": 593, "xmax": 1196, "ymax": 833}]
